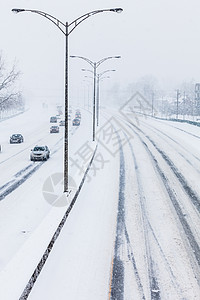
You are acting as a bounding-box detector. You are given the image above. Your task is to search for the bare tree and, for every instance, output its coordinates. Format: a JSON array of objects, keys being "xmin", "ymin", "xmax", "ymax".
[{"xmin": 0, "ymin": 53, "xmax": 23, "ymax": 113}]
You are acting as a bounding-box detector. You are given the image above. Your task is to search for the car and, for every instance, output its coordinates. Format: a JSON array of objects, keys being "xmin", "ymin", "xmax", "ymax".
[
  {"xmin": 50, "ymin": 125, "xmax": 59, "ymax": 133},
  {"xmin": 68, "ymin": 114, "xmax": 71, "ymax": 120},
  {"xmin": 10, "ymin": 134, "xmax": 24, "ymax": 144},
  {"xmin": 75, "ymin": 110, "xmax": 81, "ymax": 118},
  {"xmin": 30, "ymin": 145, "xmax": 50, "ymax": 161},
  {"xmin": 59, "ymin": 120, "xmax": 65, "ymax": 126},
  {"xmin": 50, "ymin": 116, "xmax": 57, "ymax": 123},
  {"xmin": 75, "ymin": 113, "xmax": 81, "ymax": 119},
  {"xmin": 72, "ymin": 118, "xmax": 80, "ymax": 126}
]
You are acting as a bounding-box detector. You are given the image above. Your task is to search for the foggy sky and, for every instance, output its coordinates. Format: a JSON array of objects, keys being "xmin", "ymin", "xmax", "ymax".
[{"xmin": 1, "ymin": 0, "xmax": 200, "ymax": 106}]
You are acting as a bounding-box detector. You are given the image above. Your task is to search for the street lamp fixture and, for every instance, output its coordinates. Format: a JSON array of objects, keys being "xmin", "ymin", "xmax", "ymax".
[
  {"xmin": 110, "ymin": 8, "xmax": 123, "ymax": 13},
  {"xmin": 71, "ymin": 55, "xmax": 120, "ymax": 140},
  {"xmin": 12, "ymin": 7, "xmax": 123, "ymax": 192},
  {"xmin": 12, "ymin": 9, "xmax": 25, "ymax": 13}
]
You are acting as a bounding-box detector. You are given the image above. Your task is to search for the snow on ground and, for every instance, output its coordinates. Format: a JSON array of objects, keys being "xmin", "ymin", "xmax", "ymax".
[
  {"xmin": 0, "ymin": 103, "xmax": 95, "ymax": 268},
  {"xmin": 27, "ymin": 142, "xmax": 120, "ymax": 300},
  {"xmin": 0, "ymin": 105, "xmax": 200, "ymax": 299},
  {"xmin": 0, "ymin": 104, "xmax": 120, "ymax": 299}
]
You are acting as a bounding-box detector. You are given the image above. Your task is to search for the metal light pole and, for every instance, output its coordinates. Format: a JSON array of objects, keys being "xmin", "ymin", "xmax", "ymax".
[
  {"xmin": 176, "ymin": 89, "xmax": 181, "ymax": 119},
  {"xmin": 12, "ymin": 8, "xmax": 123, "ymax": 192},
  {"xmin": 83, "ymin": 80, "xmax": 92, "ymax": 110},
  {"xmin": 82, "ymin": 68, "xmax": 115, "ymax": 126},
  {"xmin": 96, "ymin": 70, "xmax": 116, "ymax": 126},
  {"xmin": 151, "ymin": 91, "xmax": 154, "ymax": 117},
  {"xmin": 71, "ymin": 56, "xmax": 120, "ymax": 140}
]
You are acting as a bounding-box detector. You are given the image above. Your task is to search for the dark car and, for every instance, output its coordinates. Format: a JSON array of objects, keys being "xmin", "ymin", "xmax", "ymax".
[
  {"xmin": 75, "ymin": 112, "xmax": 81, "ymax": 118},
  {"xmin": 10, "ymin": 134, "xmax": 24, "ymax": 144},
  {"xmin": 75, "ymin": 114, "xmax": 81, "ymax": 119},
  {"xmin": 30, "ymin": 145, "xmax": 50, "ymax": 161},
  {"xmin": 50, "ymin": 125, "xmax": 59, "ymax": 133},
  {"xmin": 50, "ymin": 116, "xmax": 57, "ymax": 123},
  {"xmin": 72, "ymin": 118, "xmax": 80, "ymax": 126}
]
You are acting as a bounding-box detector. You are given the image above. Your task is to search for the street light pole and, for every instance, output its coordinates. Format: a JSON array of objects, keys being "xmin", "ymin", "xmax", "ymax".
[
  {"xmin": 82, "ymin": 68, "xmax": 115, "ymax": 126},
  {"xmin": 84, "ymin": 73, "xmax": 110, "ymax": 126},
  {"xmin": 65, "ymin": 22, "xmax": 69, "ymax": 193},
  {"xmin": 83, "ymin": 80, "xmax": 92, "ymax": 110},
  {"xmin": 96, "ymin": 70, "xmax": 115, "ymax": 126},
  {"xmin": 93, "ymin": 63, "xmax": 97, "ymax": 141},
  {"xmin": 96, "ymin": 74, "xmax": 100, "ymax": 127},
  {"xmin": 12, "ymin": 8, "xmax": 123, "ymax": 192},
  {"xmin": 176, "ymin": 89, "xmax": 180, "ymax": 119},
  {"xmin": 71, "ymin": 56, "xmax": 120, "ymax": 140},
  {"xmin": 151, "ymin": 91, "xmax": 154, "ymax": 117}
]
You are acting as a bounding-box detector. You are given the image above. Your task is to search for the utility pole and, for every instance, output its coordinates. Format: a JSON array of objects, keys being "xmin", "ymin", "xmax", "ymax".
[
  {"xmin": 176, "ymin": 89, "xmax": 180, "ymax": 119},
  {"xmin": 183, "ymin": 91, "xmax": 186, "ymax": 120},
  {"xmin": 161, "ymin": 96, "xmax": 164, "ymax": 118},
  {"xmin": 151, "ymin": 92, "xmax": 154, "ymax": 117}
]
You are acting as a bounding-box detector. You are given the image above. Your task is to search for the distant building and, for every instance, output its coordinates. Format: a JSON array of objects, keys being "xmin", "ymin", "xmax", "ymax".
[{"xmin": 195, "ymin": 83, "xmax": 200, "ymax": 114}]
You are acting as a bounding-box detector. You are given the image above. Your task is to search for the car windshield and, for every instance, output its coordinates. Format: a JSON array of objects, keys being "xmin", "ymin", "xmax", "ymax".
[
  {"xmin": 33, "ymin": 146, "xmax": 45, "ymax": 151},
  {"xmin": 12, "ymin": 134, "xmax": 20, "ymax": 138}
]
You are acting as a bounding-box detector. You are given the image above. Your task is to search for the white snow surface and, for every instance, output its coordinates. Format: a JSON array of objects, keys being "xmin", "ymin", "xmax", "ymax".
[{"xmin": 0, "ymin": 105, "xmax": 200, "ymax": 299}]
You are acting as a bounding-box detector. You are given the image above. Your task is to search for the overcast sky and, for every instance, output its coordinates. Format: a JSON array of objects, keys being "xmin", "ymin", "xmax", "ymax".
[{"xmin": 1, "ymin": 0, "xmax": 200, "ymax": 106}]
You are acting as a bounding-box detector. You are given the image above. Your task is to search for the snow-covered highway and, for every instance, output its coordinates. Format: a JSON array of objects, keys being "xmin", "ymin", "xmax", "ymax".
[{"xmin": 0, "ymin": 107, "xmax": 200, "ymax": 300}]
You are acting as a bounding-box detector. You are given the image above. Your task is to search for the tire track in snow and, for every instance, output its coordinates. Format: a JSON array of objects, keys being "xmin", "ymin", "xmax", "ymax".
[
  {"xmin": 109, "ymin": 113, "xmax": 200, "ymax": 296},
  {"xmin": 140, "ymin": 121, "xmax": 200, "ymax": 173},
  {"xmin": 0, "ymin": 131, "xmax": 51, "ymax": 165},
  {"xmin": 110, "ymin": 137, "xmax": 125, "ymax": 300},
  {"xmin": 115, "ymin": 114, "xmax": 200, "ymax": 216},
  {"xmin": 0, "ymin": 137, "xmax": 64, "ymax": 201},
  {"xmin": 125, "ymin": 133, "xmax": 185, "ymax": 298},
  {"xmin": 127, "ymin": 122, "xmax": 200, "ymax": 270},
  {"xmin": 124, "ymin": 133, "xmax": 161, "ymax": 300},
  {"xmin": 110, "ymin": 132, "xmax": 146, "ymax": 300},
  {"xmin": 100, "ymin": 111, "xmax": 146, "ymax": 299},
  {"xmin": 152, "ymin": 118, "xmax": 200, "ymax": 140},
  {"xmin": 125, "ymin": 120, "xmax": 200, "ymax": 215}
]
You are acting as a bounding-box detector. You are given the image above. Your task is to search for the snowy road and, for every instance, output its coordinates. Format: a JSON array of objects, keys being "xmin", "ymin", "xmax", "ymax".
[
  {"xmin": 108, "ymin": 113, "xmax": 200, "ymax": 299},
  {"xmin": 0, "ymin": 108, "xmax": 200, "ymax": 299}
]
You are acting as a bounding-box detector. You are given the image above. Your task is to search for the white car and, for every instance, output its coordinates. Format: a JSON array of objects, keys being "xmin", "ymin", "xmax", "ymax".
[{"xmin": 30, "ymin": 145, "xmax": 50, "ymax": 161}]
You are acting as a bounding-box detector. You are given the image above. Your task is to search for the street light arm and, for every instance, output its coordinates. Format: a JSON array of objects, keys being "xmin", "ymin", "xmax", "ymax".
[
  {"xmin": 98, "ymin": 75, "xmax": 110, "ymax": 81},
  {"xmin": 96, "ymin": 56, "xmax": 121, "ymax": 68},
  {"xmin": 72, "ymin": 56, "xmax": 120, "ymax": 69},
  {"xmin": 12, "ymin": 7, "xmax": 123, "ymax": 37},
  {"xmin": 84, "ymin": 75, "xmax": 93, "ymax": 79},
  {"xmin": 82, "ymin": 69, "xmax": 93, "ymax": 74},
  {"xmin": 12, "ymin": 8, "xmax": 66, "ymax": 35},
  {"xmin": 70, "ymin": 56, "xmax": 94, "ymax": 68},
  {"xmin": 98, "ymin": 69, "xmax": 116, "ymax": 77},
  {"xmin": 68, "ymin": 8, "xmax": 123, "ymax": 35}
]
